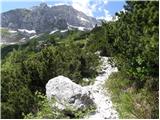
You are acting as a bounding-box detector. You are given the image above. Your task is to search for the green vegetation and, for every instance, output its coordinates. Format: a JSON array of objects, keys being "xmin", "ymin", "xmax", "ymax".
[
  {"xmin": 1, "ymin": 1, "xmax": 158, "ymax": 119},
  {"xmin": 24, "ymin": 91, "xmax": 96, "ymax": 119},
  {"xmin": 86, "ymin": 1, "xmax": 158, "ymax": 119},
  {"xmin": 23, "ymin": 91, "xmax": 64, "ymax": 119},
  {"xmin": 106, "ymin": 72, "xmax": 158, "ymax": 119},
  {"xmin": 102, "ymin": 1, "xmax": 158, "ymax": 119},
  {"xmin": 23, "ymin": 43, "xmax": 99, "ymax": 92},
  {"xmin": 1, "ymin": 44, "xmax": 20, "ymax": 59},
  {"xmin": 1, "ymin": 29, "xmax": 99, "ymax": 118}
]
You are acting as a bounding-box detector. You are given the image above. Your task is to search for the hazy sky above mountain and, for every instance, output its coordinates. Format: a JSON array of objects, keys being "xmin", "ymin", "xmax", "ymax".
[{"xmin": 1, "ymin": 0, "xmax": 125, "ymax": 21}]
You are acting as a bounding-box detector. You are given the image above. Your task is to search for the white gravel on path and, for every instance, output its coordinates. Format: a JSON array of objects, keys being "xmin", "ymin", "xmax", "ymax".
[{"xmin": 84, "ymin": 57, "xmax": 119, "ymax": 119}]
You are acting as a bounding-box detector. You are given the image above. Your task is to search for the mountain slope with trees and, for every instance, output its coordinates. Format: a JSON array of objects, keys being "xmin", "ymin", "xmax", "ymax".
[{"xmin": 1, "ymin": 1, "xmax": 159, "ymax": 119}]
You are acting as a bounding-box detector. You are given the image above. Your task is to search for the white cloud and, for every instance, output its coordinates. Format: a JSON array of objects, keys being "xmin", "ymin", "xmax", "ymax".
[
  {"xmin": 71, "ymin": 0, "xmax": 93, "ymax": 16},
  {"xmin": 70, "ymin": 0, "xmax": 110, "ymax": 17},
  {"xmin": 102, "ymin": 9, "xmax": 113, "ymax": 21},
  {"xmin": 54, "ymin": 3, "xmax": 69, "ymax": 6},
  {"xmin": 70, "ymin": 0, "xmax": 112, "ymax": 21},
  {"xmin": 96, "ymin": 8, "xmax": 113, "ymax": 21},
  {"xmin": 104, "ymin": 0, "xmax": 108, "ymax": 4},
  {"xmin": 98, "ymin": 7, "xmax": 102, "ymax": 12}
]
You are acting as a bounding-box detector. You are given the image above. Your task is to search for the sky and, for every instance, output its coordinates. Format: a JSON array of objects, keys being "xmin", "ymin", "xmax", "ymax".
[{"xmin": 1, "ymin": 0, "xmax": 125, "ymax": 21}]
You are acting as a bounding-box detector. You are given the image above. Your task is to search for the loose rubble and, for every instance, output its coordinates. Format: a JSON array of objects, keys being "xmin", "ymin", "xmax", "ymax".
[{"xmin": 84, "ymin": 57, "xmax": 119, "ymax": 119}]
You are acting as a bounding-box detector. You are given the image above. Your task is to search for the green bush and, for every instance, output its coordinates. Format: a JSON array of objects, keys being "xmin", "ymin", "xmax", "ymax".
[
  {"xmin": 97, "ymin": 2, "xmax": 159, "ymax": 118},
  {"xmin": 23, "ymin": 43, "xmax": 100, "ymax": 92},
  {"xmin": 112, "ymin": 1, "xmax": 158, "ymax": 89},
  {"xmin": 1, "ymin": 50, "xmax": 35, "ymax": 118},
  {"xmin": 24, "ymin": 91, "xmax": 96, "ymax": 119},
  {"xmin": 106, "ymin": 72, "xmax": 159, "ymax": 119},
  {"xmin": 1, "ymin": 39, "xmax": 100, "ymax": 118},
  {"xmin": 23, "ymin": 91, "xmax": 64, "ymax": 119}
]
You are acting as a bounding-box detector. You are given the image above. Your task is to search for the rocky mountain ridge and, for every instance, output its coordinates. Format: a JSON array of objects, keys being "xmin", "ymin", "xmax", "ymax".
[{"xmin": 1, "ymin": 3, "xmax": 99, "ymax": 33}]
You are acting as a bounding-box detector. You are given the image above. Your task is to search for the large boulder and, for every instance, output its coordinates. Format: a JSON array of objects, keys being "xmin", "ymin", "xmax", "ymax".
[{"xmin": 46, "ymin": 75, "xmax": 94, "ymax": 110}]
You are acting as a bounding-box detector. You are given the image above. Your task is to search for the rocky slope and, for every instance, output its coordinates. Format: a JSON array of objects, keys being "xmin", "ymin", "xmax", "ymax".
[{"xmin": 1, "ymin": 3, "xmax": 98, "ymax": 33}]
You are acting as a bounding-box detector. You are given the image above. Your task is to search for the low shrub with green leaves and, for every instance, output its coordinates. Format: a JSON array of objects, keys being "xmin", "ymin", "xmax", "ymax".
[
  {"xmin": 105, "ymin": 72, "xmax": 159, "ymax": 119},
  {"xmin": 23, "ymin": 91, "xmax": 64, "ymax": 119},
  {"xmin": 23, "ymin": 43, "xmax": 100, "ymax": 92},
  {"xmin": 88, "ymin": 1, "xmax": 159, "ymax": 118},
  {"xmin": 24, "ymin": 91, "xmax": 96, "ymax": 119},
  {"xmin": 1, "ymin": 37, "xmax": 99, "ymax": 118}
]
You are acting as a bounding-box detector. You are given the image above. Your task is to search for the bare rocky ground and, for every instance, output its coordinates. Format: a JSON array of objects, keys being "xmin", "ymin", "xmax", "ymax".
[{"xmin": 84, "ymin": 57, "xmax": 119, "ymax": 119}]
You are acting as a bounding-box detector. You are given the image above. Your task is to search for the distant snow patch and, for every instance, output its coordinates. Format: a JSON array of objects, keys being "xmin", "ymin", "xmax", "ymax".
[
  {"xmin": 18, "ymin": 29, "xmax": 36, "ymax": 34},
  {"xmin": 19, "ymin": 38, "xmax": 26, "ymax": 42},
  {"xmin": 77, "ymin": 27, "xmax": 85, "ymax": 31},
  {"xmin": 7, "ymin": 42, "xmax": 17, "ymax": 45},
  {"xmin": 77, "ymin": 16, "xmax": 89, "ymax": 22},
  {"xmin": 29, "ymin": 35, "xmax": 38, "ymax": 39},
  {"xmin": 67, "ymin": 23, "xmax": 91, "ymax": 31},
  {"xmin": 9, "ymin": 30, "xmax": 17, "ymax": 33},
  {"xmin": 54, "ymin": 3, "xmax": 68, "ymax": 6},
  {"xmin": 9, "ymin": 42, "xmax": 17, "ymax": 45},
  {"xmin": 49, "ymin": 30, "xmax": 59, "ymax": 34},
  {"xmin": 60, "ymin": 29, "xmax": 68, "ymax": 33}
]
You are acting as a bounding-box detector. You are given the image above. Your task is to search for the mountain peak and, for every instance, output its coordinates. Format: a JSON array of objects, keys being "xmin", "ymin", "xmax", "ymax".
[
  {"xmin": 39, "ymin": 2, "xmax": 48, "ymax": 8},
  {"xmin": 1, "ymin": 4, "xmax": 99, "ymax": 33}
]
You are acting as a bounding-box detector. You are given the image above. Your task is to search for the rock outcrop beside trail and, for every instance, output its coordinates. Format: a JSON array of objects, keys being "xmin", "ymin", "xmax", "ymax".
[{"xmin": 46, "ymin": 75, "xmax": 94, "ymax": 110}]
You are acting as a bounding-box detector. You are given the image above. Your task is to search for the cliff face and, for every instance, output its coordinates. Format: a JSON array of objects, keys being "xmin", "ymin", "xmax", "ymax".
[{"xmin": 1, "ymin": 3, "xmax": 98, "ymax": 33}]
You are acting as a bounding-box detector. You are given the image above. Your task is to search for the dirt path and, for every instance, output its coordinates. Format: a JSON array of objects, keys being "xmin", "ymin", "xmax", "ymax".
[{"xmin": 84, "ymin": 57, "xmax": 119, "ymax": 119}]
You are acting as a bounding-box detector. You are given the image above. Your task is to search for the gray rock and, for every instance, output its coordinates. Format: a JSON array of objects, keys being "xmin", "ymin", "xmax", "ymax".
[
  {"xmin": 1, "ymin": 4, "xmax": 99, "ymax": 33},
  {"xmin": 46, "ymin": 75, "xmax": 94, "ymax": 109}
]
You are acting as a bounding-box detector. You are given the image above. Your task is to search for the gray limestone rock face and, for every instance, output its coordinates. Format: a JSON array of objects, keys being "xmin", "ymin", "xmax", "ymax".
[
  {"xmin": 1, "ymin": 4, "xmax": 99, "ymax": 33},
  {"xmin": 46, "ymin": 75, "xmax": 94, "ymax": 109}
]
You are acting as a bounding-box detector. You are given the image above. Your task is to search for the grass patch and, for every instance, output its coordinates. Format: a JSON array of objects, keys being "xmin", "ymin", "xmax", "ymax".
[{"xmin": 105, "ymin": 72, "xmax": 159, "ymax": 119}]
